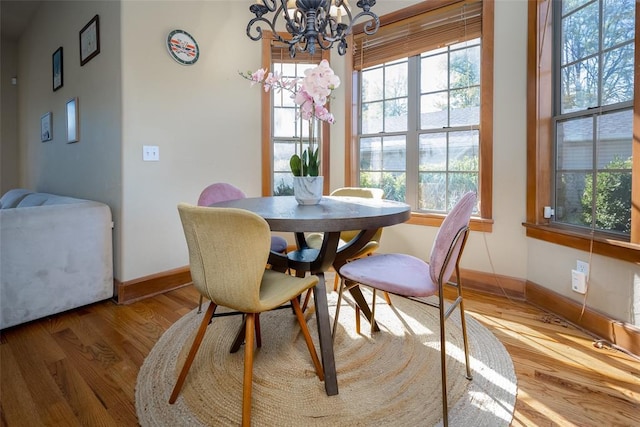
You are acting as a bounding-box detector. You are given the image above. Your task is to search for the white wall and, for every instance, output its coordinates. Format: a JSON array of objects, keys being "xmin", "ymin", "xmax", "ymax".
[
  {"xmin": 1, "ymin": 37, "xmax": 20, "ymax": 194},
  {"xmin": 120, "ymin": 0, "xmax": 268, "ymax": 280},
  {"xmin": 7, "ymin": 0, "xmax": 638, "ymax": 325},
  {"xmin": 15, "ymin": 0, "xmax": 123, "ymax": 275}
]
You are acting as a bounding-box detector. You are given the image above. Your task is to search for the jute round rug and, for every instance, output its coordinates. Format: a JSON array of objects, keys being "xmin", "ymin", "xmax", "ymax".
[{"xmin": 136, "ymin": 288, "xmax": 517, "ymax": 426}]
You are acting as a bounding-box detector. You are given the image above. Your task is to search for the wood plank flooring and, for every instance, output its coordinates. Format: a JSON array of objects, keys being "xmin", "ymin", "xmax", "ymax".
[{"xmin": 1, "ymin": 276, "xmax": 638, "ymax": 426}]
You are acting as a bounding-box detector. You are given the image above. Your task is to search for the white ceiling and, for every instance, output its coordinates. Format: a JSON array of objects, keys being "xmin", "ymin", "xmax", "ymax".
[{"xmin": 1, "ymin": 0, "xmax": 41, "ymax": 41}]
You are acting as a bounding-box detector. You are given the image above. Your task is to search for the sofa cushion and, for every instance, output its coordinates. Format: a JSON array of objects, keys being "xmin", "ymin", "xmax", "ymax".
[
  {"xmin": 0, "ymin": 189, "xmax": 33, "ymax": 209},
  {"xmin": 15, "ymin": 193, "xmax": 86, "ymax": 208}
]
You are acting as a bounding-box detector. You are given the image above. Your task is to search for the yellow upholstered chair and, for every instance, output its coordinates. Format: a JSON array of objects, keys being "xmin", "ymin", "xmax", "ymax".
[
  {"xmin": 170, "ymin": 204, "xmax": 323, "ymax": 426},
  {"xmin": 195, "ymin": 182, "xmax": 288, "ymax": 313},
  {"xmin": 306, "ymin": 187, "xmax": 385, "ymax": 292}
]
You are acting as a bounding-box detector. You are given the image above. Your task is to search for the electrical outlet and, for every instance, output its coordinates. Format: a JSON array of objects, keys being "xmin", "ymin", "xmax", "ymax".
[
  {"xmin": 576, "ymin": 260, "xmax": 589, "ymax": 277},
  {"xmin": 571, "ymin": 270, "xmax": 587, "ymax": 294}
]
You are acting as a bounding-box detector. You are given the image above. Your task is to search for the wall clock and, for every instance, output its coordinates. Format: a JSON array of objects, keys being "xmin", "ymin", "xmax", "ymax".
[{"xmin": 167, "ymin": 29, "xmax": 199, "ymax": 65}]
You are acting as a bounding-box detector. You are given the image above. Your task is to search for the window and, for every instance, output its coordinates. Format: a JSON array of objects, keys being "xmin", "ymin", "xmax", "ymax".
[
  {"xmin": 553, "ymin": 0, "xmax": 634, "ymax": 236},
  {"xmin": 526, "ymin": 0, "xmax": 639, "ymax": 261},
  {"xmin": 348, "ymin": 0, "xmax": 493, "ymax": 229},
  {"xmin": 271, "ymin": 61, "xmax": 321, "ymax": 196},
  {"xmin": 260, "ymin": 36, "xmax": 330, "ymax": 196}
]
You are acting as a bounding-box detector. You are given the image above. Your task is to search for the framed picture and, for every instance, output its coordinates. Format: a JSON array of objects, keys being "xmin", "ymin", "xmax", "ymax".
[
  {"xmin": 41, "ymin": 112, "xmax": 52, "ymax": 142},
  {"xmin": 52, "ymin": 47, "xmax": 63, "ymax": 91},
  {"xmin": 66, "ymin": 97, "xmax": 79, "ymax": 143},
  {"xmin": 79, "ymin": 15, "xmax": 100, "ymax": 66}
]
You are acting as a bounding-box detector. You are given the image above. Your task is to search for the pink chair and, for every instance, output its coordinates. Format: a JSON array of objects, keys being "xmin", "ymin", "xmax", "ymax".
[
  {"xmin": 337, "ymin": 191, "xmax": 477, "ymax": 427},
  {"xmin": 198, "ymin": 183, "xmax": 288, "ymax": 253}
]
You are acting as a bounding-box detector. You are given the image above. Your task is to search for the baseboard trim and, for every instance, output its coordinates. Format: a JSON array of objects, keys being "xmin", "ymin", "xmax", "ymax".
[
  {"xmin": 525, "ymin": 281, "xmax": 639, "ymax": 357},
  {"xmin": 459, "ymin": 268, "xmax": 526, "ymax": 299},
  {"xmin": 114, "ymin": 267, "xmax": 192, "ymax": 305},
  {"xmin": 116, "ymin": 264, "xmax": 638, "ymax": 357}
]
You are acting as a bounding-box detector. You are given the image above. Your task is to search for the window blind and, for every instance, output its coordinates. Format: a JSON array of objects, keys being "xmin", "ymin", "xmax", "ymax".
[
  {"xmin": 271, "ymin": 40, "xmax": 324, "ymax": 63},
  {"xmin": 353, "ymin": 0, "xmax": 482, "ymax": 70}
]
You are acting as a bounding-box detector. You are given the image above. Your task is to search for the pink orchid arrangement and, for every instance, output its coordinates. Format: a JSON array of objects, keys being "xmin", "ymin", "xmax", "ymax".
[{"xmin": 242, "ymin": 59, "xmax": 340, "ymax": 176}]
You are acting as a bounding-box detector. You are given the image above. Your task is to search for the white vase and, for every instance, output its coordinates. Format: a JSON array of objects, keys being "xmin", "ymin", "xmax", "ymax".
[{"xmin": 293, "ymin": 176, "xmax": 324, "ymax": 205}]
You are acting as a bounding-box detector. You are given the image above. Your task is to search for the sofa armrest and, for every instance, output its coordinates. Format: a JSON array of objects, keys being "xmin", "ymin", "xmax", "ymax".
[{"xmin": 0, "ymin": 201, "xmax": 114, "ymax": 329}]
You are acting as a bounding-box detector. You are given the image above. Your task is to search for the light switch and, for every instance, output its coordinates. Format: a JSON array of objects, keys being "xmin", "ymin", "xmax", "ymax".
[{"xmin": 143, "ymin": 145, "xmax": 159, "ymax": 161}]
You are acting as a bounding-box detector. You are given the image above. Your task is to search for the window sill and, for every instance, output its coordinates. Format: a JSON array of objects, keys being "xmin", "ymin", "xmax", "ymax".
[
  {"xmin": 408, "ymin": 212, "xmax": 493, "ymax": 232},
  {"xmin": 523, "ymin": 223, "xmax": 640, "ymax": 264}
]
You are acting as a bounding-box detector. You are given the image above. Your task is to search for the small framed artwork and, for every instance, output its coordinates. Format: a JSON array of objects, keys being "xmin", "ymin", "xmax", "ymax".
[
  {"xmin": 52, "ymin": 47, "xmax": 63, "ymax": 91},
  {"xmin": 66, "ymin": 97, "xmax": 79, "ymax": 143},
  {"xmin": 79, "ymin": 14, "xmax": 100, "ymax": 66},
  {"xmin": 41, "ymin": 112, "xmax": 52, "ymax": 142}
]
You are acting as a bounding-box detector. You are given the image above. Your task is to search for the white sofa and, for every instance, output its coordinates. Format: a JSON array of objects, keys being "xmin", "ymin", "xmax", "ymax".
[{"xmin": 0, "ymin": 189, "xmax": 114, "ymax": 329}]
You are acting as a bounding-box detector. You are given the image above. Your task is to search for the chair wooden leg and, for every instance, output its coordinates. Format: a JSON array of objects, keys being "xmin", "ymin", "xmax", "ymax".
[
  {"xmin": 169, "ymin": 301, "xmax": 217, "ymax": 404},
  {"xmin": 333, "ymin": 272, "xmax": 340, "ymax": 292},
  {"xmin": 197, "ymin": 294, "xmax": 204, "ymax": 314},
  {"xmin": 291, "ymin": 297, "xmax": 324, "ymax": 381},
  {"xmin": 301, "ymin": 289, "xmax": 313, "ymax": 313},
  {"xmin": 255, "ymin": 313, "xmax": 262, "ymax": 349},
  {"xmin": 242, "ymin": 313, "xmax": 255, "ymax": 427},
  {"xmin": 383, "ymin": 292, "xmax": 392, "ymax": 305},
  {"xmin": 355, "ymin": 305, "xmax": 361, "ymax": 335}
]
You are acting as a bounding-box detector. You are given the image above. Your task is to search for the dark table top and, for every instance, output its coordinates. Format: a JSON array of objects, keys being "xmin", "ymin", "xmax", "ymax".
[{"xmin": 210, "ymin": 196, "xmax": 411, "ymax": 233}]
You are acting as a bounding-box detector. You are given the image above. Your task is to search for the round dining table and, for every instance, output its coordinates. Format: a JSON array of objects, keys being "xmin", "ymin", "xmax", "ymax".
[{"xmin": 210, "ymin": 195, "xmax": 411, "ymax": 396}]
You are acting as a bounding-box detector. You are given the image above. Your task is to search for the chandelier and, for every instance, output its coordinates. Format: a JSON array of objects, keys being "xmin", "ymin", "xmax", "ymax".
[{"xmin": 246, "ymin": 0, "xmax": 380, "ymax": 57}]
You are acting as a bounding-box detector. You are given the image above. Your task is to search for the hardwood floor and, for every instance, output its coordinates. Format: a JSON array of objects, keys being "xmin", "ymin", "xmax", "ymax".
[{"xmin": 1, "ymin": 277, "xmax": 638, "ymax": 426}]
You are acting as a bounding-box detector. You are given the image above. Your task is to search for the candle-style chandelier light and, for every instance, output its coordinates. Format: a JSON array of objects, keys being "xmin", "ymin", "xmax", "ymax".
[{"xmin": 246, "ymin": 0, "xmax": 380, "ymax": 57}]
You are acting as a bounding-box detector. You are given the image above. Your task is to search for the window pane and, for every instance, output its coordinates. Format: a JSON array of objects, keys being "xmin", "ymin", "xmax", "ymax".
[
  {"xmin": 450, "ymin": 46, "xmax": 481, "ymax": 88},
  {"xmin": 380, "ymin": 172, "xmax": 406, "ymax": 202},
  {"xmin": 273, "ymin": 173, "xmax": 294, "ymax": 196},
  {"xmin": 385, "ymin": 99, "xmax": 408, "ymax": 132},
  {"xmin": 362, "ymin": 67, "xmax": 383, "ymax": 102},
  {"xmin": 274, "ymin": 141, "xmax": 296, "ymax": 172},
  {"xmin": 449, "ymin": 131, "xmax": 479, "ymax": 171},
  {"xmin": 362, "ymin": 101, "xmax": 383, "ymax": 134},
  {"xmin": 360, "ymin": 137, "xmax": 382, "ymax": 171},
  {"xmin": 555, "ymin": 171, "xmax": 590, "ymax": 227},
  {"xmin": 596, "ymin": 110, "xmax": 632, "ymax": 168},
  {"xmin": 382, "ymin": 136, "xmax": 406, "ymax": 171},
  {"xmin": 360, "ymin": 171, "xmax": 406, "ymax": 202},
  {"xmin": 556, "ymin": 117, "xmax": 593, "ymax": 170},
  {"xmin": 448, "ymin": 173, "xmax": 479, "ymax": 210},
  {"xmin": 560, "ymin": 57, "xmax": 599, "ymax": 113},
  {"xmin": 592, "ymin": 170, "xmax": 632, "ymax": 233},
  {"xmin": 419, "ymin": 172, "xmax": 446, "ymax": 211},
  {"xmin": 420, "ymin": 92, "xmax": 448, "ymax": 129},
  {"xmin": 385, "ymin": 61, "xmax": 408, "ymax": 98},
  {"xmin": 421, "ymin": 53, "xmax": 448, "ymax": 92},
  {"xmin": 360, "ymin": 171, "xmax": 381, "ymax": 188},
  {"xmin": 450, "ymin": 88, "xmax": 480, "ymax": 126},
  {"xmin": 603, "ymin": 0, "xmax": 635, "ymax": 49},
  {"xmin": 281, "ymin": 62, "xmax": 296, "ymax": 76},
  {"xmin": 419, "ymin": 133, "xmax": 446, "ymax": 172},
  {"xmin": 562, "ymin": 0, "xmax": 592, "ymax": 14},
  {"xmin": 602, "ymin": 44, "xmax": 635, "ymax": 105},
  {"xmin": 274, "ymin": 107, "xmax": 297, "ymax": 137},
  {"xmin": 561, "ymin": 2, "xmax": 599, "ymax": 65}
]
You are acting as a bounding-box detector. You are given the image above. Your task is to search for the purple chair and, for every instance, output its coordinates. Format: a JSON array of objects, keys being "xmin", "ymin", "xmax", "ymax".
[
  {"xmin": 195, "ymin": 183, "xmax": 288, "ymax": 311},
  {"xmin": 337, "ymin": 191, "xmax": 477, "ymax": 427}
]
